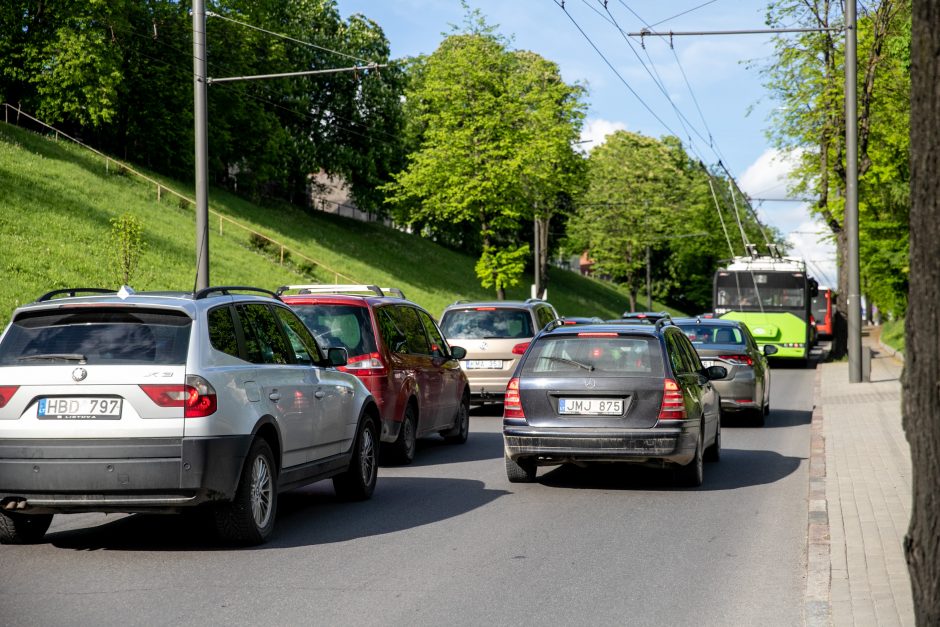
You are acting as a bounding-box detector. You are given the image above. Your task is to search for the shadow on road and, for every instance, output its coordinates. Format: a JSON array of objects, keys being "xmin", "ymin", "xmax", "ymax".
[
  {"xmin": 400, "ymin": 430, "xmax": 503, "ymax": 467},
  {"xmin": 44, "ymin": 476, "xmax": 507, "ymax": 552},
  {"xmin": 721, "ymin": 408, "xmax": 812, "ymax": 429},
  {"xmin": 537, "ymin": 447, "xmax": 804, "ymax": 492}
]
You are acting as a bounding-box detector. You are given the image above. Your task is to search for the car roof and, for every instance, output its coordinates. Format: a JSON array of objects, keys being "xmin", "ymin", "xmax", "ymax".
[
  {"xmin": 443, "ymin": 300, "xmax": 550, "ymax": 311},
  {"xmin": 670, "ymin": 317, "xmax": 744, "ymax": 327},
  {"xmin": 541, "ymin": 322, "xmax": 664, "ymax": 338}
]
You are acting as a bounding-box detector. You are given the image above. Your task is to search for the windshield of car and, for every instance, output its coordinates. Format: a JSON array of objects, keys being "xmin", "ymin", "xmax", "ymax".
[
  {"xmin": 676, "ymin": 324, "xmax": 745, "ymax": 345},
  {"xmin": 522, "ymin": 335, "xmax": 664, "ymax": 377},
  {"xmin": 291, "ymin": 304, "xmax": 377, "ymax": 358},
  {"xmin": 0, "ymin": 308, "xmax": 192, "ymax": 365},
  {"xmin": 440, "ymin": 308, "xmax": 533, "ymax": 339}
]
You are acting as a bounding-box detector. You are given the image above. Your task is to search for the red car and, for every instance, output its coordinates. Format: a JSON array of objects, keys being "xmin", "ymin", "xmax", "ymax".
[{"xmin": 278, "ymin": 285, "xmax": 470, "ymax": 464}]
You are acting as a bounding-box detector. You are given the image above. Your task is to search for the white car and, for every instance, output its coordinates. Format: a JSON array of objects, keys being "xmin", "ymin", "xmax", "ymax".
[{"xmin": 0, "ymin": 286, "xmax": 380, "ymax": 545}]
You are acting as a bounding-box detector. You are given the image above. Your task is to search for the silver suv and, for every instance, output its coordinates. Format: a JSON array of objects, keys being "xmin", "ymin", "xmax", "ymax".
[
  {"xmin": 439, "ymin": 299, "xmax": 558, "ymax": 405},
  {"xmin": 0, "ymin": 287, "xmax": 380, "ymax": 545}
]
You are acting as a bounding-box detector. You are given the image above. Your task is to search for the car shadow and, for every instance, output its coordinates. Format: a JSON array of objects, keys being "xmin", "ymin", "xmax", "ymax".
[
  {"xmin": 402, "ymin": 430, "xmax": 504, "ymax": 467},
  {"xmin": 537, "ymin": 447, "xmax": 804, "ymax": 492},
  {"xmin": 45, "ymin": 476, "xmax": 507, "ymax": 552},
  {"xmin": 721, "ymin": 408, "xmax": 812, "ymax": 429}
]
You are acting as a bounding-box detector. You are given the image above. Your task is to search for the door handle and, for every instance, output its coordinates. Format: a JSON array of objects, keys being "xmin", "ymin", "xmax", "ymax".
[
  {"xmin": 314, "ymin": 390, "xmax": 325, "ymax": 399},
  {"xmin": 268, "ymin": 391, "xmax": 281, "ymax": 401}
]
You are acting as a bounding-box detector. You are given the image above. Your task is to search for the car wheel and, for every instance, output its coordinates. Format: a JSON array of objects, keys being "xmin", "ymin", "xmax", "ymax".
[
  {"xmin": 443, "ymin": 392, "xmax": 470, "ymax": 445},
  {"xmin": 0, "ymin": 511, "xmax": 53, "ymax": 545},
  {"xmin": 505, "ymin": 453, "xmax": 537, "ymax": 483},
  {"xmin": 385, "ymin": 404, "xmax": 417, "ymax": 465},
  {"xmin": 674, "ymin": 427, "xmax": 704, "ymax": 487},
  {"xmin": 333, "ymin": 415, "xmax": 379, "ymax": 501},
  {"xmin": 704, "ymin": 415, "xmax": 721, "ymax": 462},
  {"xmin": 214, "ymin": 438, "xmax": 277, "ymax": 545}
]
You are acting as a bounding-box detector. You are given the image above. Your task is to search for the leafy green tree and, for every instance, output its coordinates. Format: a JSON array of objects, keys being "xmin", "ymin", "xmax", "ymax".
[
  {"xmin": 109, "ymin": 213, "xmax": 146, "ymax": 286},
  {"xmin": 759, "ymin": 0, "xmax": 911, "ymax": 351}
]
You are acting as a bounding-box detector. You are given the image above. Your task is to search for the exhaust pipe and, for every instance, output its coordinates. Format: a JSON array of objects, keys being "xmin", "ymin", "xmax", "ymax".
[{"xmin": 2, "ymin": 498, "xmax": 27, "ymax": 510}]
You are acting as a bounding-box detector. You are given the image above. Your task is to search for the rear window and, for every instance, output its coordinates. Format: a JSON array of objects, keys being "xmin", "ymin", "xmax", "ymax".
[
  {"xmin": 522, "ymin": 335, "xmax": 664, "ymax": 377},
  {"xmin": 291, "ymin": 304, "xmax": 377, "ymax": 358},
  {"xmin": 676, "ymin": 324, "xmax": 745, "ymax": 345},
  {"xmin": 0, "ymin": 307, "xmax": 192, "ymax": 365},
  {"xmin": 440, "ymin": 308, "xmax": 533, "ymax": 339}
]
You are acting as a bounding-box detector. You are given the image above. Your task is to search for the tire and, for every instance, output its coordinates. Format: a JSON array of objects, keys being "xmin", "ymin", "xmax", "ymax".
[
  {"xmin": 333, "ymin": 415, "xmax": 379, "ymax": 501},
  {"xmin": 385, "ymin": 404, "xmax": 417, "ymax": 465},
  {"xmin": 674, "ymin": 427, "xmax": 704, "ymax": 487},
  {"xmin": 442, "ymin": 393, "xmax": 470, "ymax": 445},
  {"xmin": 213, "ymin": 438, "xmax": 278, "ymax": 545},
  {"xmin": 505, "ymin": 453, "xmax": 537, "ymax": 483},
  {"xmin": 0, "ymin": 511, "xmax": 53, "ymax": 545},
  {"xmin": 704, "ymin": 415, "xmax": 721, "ymax": 462}
]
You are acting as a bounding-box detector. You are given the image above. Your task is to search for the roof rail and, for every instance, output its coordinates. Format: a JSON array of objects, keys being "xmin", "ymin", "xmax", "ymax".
[
  {"xmin": 655, "ymin": 317, "xmax": 674, "ymax": 330},
  {"xmin": 451, "ymin": 299, "xmax": 470, "ymax": 306},
  {"xmin": 379, "ymin": 287, "xmax": 406, "ymax": 299},
  {"xmin": 542, "ymin": 318, "xmax": 567, "ymax": 334},
  {"xmin": 525, "ymin": 297, "xmax": 545, "ymax": 304},
  {"xmin": 36, "ymin": 288, "xmax": 116, "ymax": 303},
  {"xmin": 276, "ymin": 284, "xmax": 384, "ymax": 297},
  {"xmin": 194, "ymin": 286, "xmax": 281, "ymax": 301}
]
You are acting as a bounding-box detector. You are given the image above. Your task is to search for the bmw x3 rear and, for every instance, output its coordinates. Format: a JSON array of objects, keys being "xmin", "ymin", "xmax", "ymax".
[{"xmin": 0, "ymin": 287, "xmax": 380, "ymax": 545}]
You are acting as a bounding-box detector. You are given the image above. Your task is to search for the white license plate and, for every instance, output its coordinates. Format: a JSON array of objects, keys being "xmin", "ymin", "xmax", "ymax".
[
  {"xmin": 558, "ymin": 398, "xmax": 623, "ymax": 415},
  {"xmin": 465, "ymin": 360, "xmax": 503, "ymax": 370},
  {"xmin": 701, "ymin": 360, "xmax": 716, "ymax": 368},
  {"xmin": 37, "ymin": 397, "xmax": 122, "ymax": 420}
]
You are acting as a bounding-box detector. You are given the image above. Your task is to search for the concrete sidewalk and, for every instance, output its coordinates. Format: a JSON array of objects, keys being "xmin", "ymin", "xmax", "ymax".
[{"xmin": 805, "ymin": 335, "xmax": 914, "ymax": 626}]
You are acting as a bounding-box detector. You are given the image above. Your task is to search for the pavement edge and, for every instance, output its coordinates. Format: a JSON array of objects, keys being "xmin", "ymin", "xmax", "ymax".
[{"xmin": 804, "ymin": 364, "xmax": 832, "ymax": 626}]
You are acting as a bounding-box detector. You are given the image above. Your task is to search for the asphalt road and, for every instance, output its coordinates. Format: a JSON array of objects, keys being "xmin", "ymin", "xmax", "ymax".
[{"xmin": 0, "ymin": 364, "xmax": 815, "ymax": 626}]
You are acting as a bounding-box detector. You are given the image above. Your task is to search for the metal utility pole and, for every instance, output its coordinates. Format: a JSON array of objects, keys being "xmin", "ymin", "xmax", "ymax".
[
  {"xmin": 193, "ymin": 0, "xmax": 209, "ymax": 290},
  {"xmin": 845, "ymin": 2, "xmax": 862, "ymax": 382}
]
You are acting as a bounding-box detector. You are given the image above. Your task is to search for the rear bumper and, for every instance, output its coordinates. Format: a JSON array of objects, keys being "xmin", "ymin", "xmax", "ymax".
[
  {"xmin": 503, "ymin": 423, "xmax": 698, "ymax": 466},
  {"xmin": 713, "ymin": 374, "xmax": 760, "ymax": 410},
  {"xmin": 0, "ymin": 435, "xmax": 252, "ymax": 514},
  {"xmin": 465, "ymin": 375, "xmax": 513, "ymax": 401}
]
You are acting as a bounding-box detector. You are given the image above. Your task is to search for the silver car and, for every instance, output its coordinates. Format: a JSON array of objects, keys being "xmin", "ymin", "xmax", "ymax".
[
  {"xmin": 672, "ymin": 317, "xmax": 776, "ymax": 426},
  {"xmin": 0, "ymin": 286, "xmax": 380, "ymax": 545}
]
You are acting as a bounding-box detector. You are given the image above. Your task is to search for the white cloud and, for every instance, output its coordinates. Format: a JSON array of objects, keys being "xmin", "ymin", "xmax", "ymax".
[
  {"xmin": 786, "ymin": 220, "xmax": 838, "ymax": 288},
  {"xmin": 579, "ymin": 118, "xmax": 627, "ymax": 151},
  {"xmin": 739, "ymin": 148, "xmax": 804, "ymax": 199}
]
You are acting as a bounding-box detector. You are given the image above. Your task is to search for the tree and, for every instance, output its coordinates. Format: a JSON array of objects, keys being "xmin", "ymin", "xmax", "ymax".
[
  {"xmin": 759, "ymin": 0, "xmax": 910, "ymax": 354},
  {"xmin": 903, "ymin": 2, "xmax": 940, "ymax": 621}
]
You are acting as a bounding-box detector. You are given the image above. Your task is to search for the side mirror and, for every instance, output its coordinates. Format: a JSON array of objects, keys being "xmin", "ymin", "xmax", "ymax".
[
  {"xmin": 450, "ymin": 345, "xmax": 467, "ymax": 360},
  {"xmin": 327, "ymin": 347, "xmax": 348, "ymax": 367},
  {"xmin": 705, "ymin": 365, "xmax": 728, "ymax": 380},
  {"xmin": 763, "ymin": 345, "xmax": 778, "ymax": 356}
]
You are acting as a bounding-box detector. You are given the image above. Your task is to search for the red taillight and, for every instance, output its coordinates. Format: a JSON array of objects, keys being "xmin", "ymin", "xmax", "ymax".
[
  {"xmin": 339, "ymin": 352, "xmax": 388, "ymax": 376},
  {"xmin": 503, "ymin": 377, "xmax": 525, "ymax": 419},
  {"xmin": 140, "ymin": 375, "xmax": 217, "ymax": 418},
  {"xmin": 512, "ymin": 342, "xmax": 530, "ymax": 355},
  {"xmin": 658, "ymin": 379, "xmax": 687, "ymax": 420},
  {"xmin": 577, "ymin": 332, "xmax": 618, "ymax": 337},
  {"xmin": 475, "ymin": 307, "xmax": 496, "ymax": 311},
  {"xmin": 718, "ymin": 354, "xmax": 753, "ymax": 367},
  {"xmin": 0, "ymin": 385, "xmax": 19, "ymax": 408}
]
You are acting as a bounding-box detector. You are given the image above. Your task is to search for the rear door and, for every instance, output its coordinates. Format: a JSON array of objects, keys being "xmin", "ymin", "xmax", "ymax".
[
  {"xmin": 391, "ymin": 306, "xmax": 442, "ymax": 431},
  {"xmin": 418, "ymin": 309, "xmax": 463, "ymax": 427},
  {"xmin": 518, "ymin": 333, "xmax": 666, "ymax": 429},
  {"xmin": 0, "ymin": 306, "xmax": 191, "ymax": 440}
]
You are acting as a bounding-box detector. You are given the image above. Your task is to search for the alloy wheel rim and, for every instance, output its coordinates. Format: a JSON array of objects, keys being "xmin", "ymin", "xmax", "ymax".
[
  {"xmin": 249, "ymin": 455, "xmax": 273, "ymax": 529},
  {"xmin": 360, "ymin": 426, "xmax": 376, "ymax": 484}
]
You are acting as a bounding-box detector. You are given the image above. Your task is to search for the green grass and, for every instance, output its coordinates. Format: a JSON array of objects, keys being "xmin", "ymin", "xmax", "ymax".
[
  {"xmin": 880, "ymin": 318, "xmax": 905, "ymax": 354},
  {"xmin": 0, "ymin": 122, "xmax": 682, "ymax": 327}
]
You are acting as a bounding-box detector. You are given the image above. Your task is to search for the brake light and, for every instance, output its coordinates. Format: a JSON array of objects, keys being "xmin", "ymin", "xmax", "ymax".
[
  {"xmin": 339, "ymin": 352, "xmax": 388, "ymax": 376},
  {"xmin": 475, "ymin": 307, "xmax": 496, "ymax": 311},
  {"xmin": 719, "ymin": 354, "xmax": 753, "ymax": 366},
  {"xmin": 140, "ymin": 375, "xmax": 217, "ymax": 418},
  {"xmin": 504, "ymin": 377, "xmax": 526, "ymax": 419},
  {"xmin": 0, "ymin": 385, "xmax": 18, "ymax": 408},
  {"xmin": 512, "ymin": 342, "xmax": 529, "ymax": 355},
  {"xmin": 577, "ymin": 332, "xmax": 618, "ymax": 337},
  {"xmin": 658, "ymin": 379, "xmax": 687, "ymax": 420}
]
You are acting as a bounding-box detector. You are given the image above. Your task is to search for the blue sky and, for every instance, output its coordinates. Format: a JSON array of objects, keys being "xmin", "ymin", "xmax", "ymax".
[{"xmin": 335, "ymin": 0, "xmax": 837, "ymax": 287}]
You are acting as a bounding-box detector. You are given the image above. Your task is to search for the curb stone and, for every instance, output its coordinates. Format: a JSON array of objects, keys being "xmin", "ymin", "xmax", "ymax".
[{"xmin": 804, "ymin": 365, "xmax": 831, "ymax": 626}]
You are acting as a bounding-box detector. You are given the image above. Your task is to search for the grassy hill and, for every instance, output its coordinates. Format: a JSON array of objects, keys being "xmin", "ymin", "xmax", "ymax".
[{"xmin": 0, "ymin": 122, "xmax": 683, "ymax": 327}]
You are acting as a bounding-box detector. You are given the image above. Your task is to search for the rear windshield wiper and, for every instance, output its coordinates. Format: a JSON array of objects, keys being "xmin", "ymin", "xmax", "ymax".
[
  {"xmin": 544, "ymin": 355, "xmax": 594, "ymax": 371},
  {"xmin": 17, "ymin": 353, "xmax": 87, "ymax": 363}
]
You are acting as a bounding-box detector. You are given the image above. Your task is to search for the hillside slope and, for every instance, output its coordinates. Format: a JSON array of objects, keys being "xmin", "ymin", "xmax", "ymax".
[{"xmin": 0, "ymin": 122, "xmax": 683, "ymax": 327}]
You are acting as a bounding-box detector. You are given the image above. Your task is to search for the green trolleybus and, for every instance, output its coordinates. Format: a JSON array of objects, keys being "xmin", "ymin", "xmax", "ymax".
[{"xmin": 713, "ymin": 254, "xmax": 819, "ymax": 362}]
